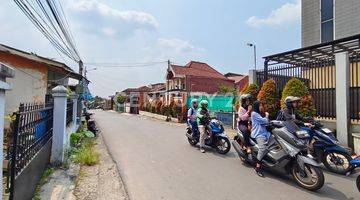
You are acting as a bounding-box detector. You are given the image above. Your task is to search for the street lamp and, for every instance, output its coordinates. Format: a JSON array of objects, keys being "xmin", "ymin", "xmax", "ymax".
[{"xmin": 247, "ymin": 43, "xmax": 257, "ymax": 70}]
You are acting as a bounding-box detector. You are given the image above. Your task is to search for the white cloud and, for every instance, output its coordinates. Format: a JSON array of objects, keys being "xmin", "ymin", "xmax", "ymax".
[
  {"xmin": 68, "ymin": 0, "xmax": 159, "ymax": 38},
  {"xmin": 157, "ymin": 38, "xmax": 203, "ymax": 54},
  {"xmin": 246, "ymin": 0, "xmax": 300, "ymax": 28}
]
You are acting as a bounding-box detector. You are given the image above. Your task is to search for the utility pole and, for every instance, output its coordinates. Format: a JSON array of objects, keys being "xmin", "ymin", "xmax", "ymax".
[
  {"xmin": 79, "ymin": 60, "xmax": 84, "ymax": 77},
  {"xmin": 166, "ymin": 60, "xmax": 171, "ymax": 121}
]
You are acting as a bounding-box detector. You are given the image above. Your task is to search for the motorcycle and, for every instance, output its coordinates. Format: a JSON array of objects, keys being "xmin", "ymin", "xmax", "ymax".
[
  {"xmin": 232, "ymin": 121, "xmax": 325, "ymax": 191},
  {"xmin": 186, "ymin": 118, "xmax": 231, "ymax": 154},
  {"xmin": 83, "ymin": 112, "xmax": 98, "ymax": 135},
  {"xmin": 347, "ymin": 156, "xmax": 360, "ymax": 192},
  {"xmin": 301, "ymin": 120, "xmax": 352, "ymax": 175}
]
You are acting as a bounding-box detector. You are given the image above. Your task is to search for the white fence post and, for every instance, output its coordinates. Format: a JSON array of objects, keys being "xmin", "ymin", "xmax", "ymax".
[
  {"xmin": 70, "ymin": 92, "xmax": 78, "ymax": 132},
  {"xmin": 335, "ymin": 52, "xmax": 350, "ymax": 146},
  {"xmin": 51, "ymin": 85, "xmax": 68, "ymax": 165},
  {"xmin": 0, "ymin": 63, "xmax": 14, "ymax": 198},
  {"xmin": 249, "ymin": 69, "xmax": 257, "ymax": 84}
]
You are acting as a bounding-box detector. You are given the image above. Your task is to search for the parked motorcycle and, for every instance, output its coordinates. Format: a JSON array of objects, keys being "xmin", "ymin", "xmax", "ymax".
[
  {"xmin": 232, "ymin": 121, "xmax": 325, "ymax": 191},
  {"xmin": 83, "ymin": 112, "xmax": 98, "ymax": 135},
  {"xmin": 301, "ymin": 120, "xmax": 352, "ymax": 175},
  {"xmin": 347, "ymin": 156, "xmax": 360, "ymax": 192},
  {"xmin": 186, "ymin": 118, "xmax": 231, "ymax": 154}
]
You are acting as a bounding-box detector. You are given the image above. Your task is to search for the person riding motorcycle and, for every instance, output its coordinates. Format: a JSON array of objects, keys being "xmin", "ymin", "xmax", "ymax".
[
  {"xmin": 237, "ymin": 94, "xmax": 253, "ymax": 154},
  {"xmin": 197, "ymin": 100, "xmax": 211, "ymax": 153},
  {"xmin": 251, "ymin": 100, "xmax": 275, "ymax": 177},
  {"xmin": 187, "ymin": 99, "xmax": 199, "ymax": 138},
  {"xmin": 277, "ymin": 96, "xmax": 312, "ymax": 128}
]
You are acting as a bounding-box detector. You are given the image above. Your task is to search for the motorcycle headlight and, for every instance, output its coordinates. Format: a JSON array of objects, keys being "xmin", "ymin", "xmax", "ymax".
[{"xmin": 295, "ymin": 130, "xmax": 310, "ymax": 139}]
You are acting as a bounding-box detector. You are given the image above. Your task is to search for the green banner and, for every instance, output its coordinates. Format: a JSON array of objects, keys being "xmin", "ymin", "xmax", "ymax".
[{"xmin": 187, "ymin": 95, "xmax": 234, "ymax": 112}]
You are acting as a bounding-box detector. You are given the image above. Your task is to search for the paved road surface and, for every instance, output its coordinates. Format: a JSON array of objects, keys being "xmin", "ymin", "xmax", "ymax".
[{"xmin": 94, "ymin": 110, "xmax": 359, "ymax": 200}]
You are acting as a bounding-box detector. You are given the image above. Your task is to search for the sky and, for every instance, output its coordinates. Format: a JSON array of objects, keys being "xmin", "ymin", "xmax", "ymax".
[{"xmin": 0, "ymin": 0, "xmax": 301, "ymax": 98}]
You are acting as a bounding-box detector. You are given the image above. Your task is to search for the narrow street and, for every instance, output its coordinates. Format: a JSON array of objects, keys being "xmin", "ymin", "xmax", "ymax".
[{"xmin": 94, "ymin": 110, "xmax": 359, "ymax": 200}]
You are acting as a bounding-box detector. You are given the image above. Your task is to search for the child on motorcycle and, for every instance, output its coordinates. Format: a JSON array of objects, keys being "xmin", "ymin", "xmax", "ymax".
[
  {"xmin": 187, "ymin": 99, "xmax": 199, "ymax": 138},
  {"xmin": 251, "ymin": 100, "xmax": 275, "ymax": 177},
  {"xmin": 197, "ymin": 100, "xmax": 210, "ymax": 153},
  {"xmin": 237, "ymin": 94, "xmax": 253, "ymax": 154}
]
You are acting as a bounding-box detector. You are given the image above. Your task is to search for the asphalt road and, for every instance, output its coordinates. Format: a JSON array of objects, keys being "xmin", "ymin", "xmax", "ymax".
[{"xmin": 93, "ymin": 110, "xmax": 359, "ymax": 200}]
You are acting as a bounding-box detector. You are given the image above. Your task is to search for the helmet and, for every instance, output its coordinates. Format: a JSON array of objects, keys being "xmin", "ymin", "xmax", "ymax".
[
  {"xmin": 240, "ymin": 94, "xmax": 252, "ymax": 101},
  {"xmin": 284, "ymin": 96, "xmax": 301, "ymax": 107},
  {"xmin": 191, "ymin": 99, "xmax": 198, "ymax": 105},
  {"xmin": 200, "ymin": 100, "xmax": 208, "ymax": 107}
]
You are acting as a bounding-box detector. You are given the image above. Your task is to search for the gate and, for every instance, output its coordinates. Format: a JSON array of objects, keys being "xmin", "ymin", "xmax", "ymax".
[{"xmin": 8, "ymin": 102, "xmax": 54, "ymax": 200}]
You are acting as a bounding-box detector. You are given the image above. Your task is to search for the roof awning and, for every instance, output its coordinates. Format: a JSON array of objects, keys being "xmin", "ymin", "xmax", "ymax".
[{"xmin": 264, "ymin": 34, "xmax": 360, "ymax": 65}]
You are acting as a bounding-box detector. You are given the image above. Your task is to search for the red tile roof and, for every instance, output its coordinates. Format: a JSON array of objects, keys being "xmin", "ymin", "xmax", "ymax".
[{"xmin": 170, "ymin": 61, "xmax": 228, "ymax": 80}]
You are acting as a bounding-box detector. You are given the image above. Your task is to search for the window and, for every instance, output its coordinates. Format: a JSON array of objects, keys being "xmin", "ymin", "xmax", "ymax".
[{"xmin": 320, "ymin": 0, "xmax": 334, "ymax": 43}]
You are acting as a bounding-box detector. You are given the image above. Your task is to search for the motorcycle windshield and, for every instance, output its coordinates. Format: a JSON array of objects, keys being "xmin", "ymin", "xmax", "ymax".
[{"xmin": 283, "ymin": 120, "xmax": 300, "ymax": 134}]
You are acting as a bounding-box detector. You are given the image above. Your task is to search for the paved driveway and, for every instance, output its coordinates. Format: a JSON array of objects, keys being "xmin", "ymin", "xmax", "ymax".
[{"xmin": 94, "ymin": 110, "xmax": 359, "ymax": 200}]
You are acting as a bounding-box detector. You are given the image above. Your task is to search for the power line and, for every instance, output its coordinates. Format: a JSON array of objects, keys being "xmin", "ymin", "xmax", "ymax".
[
  {"xmin": 84, "ymin": 61, "xmax": 168, "ymax": 68},
  {"xmin": 13, "ymin": 0, "xmax": 82, "ymax": 63}
]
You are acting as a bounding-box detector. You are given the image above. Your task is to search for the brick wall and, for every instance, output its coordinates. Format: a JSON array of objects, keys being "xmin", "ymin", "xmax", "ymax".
[{"xmin": 186, "ymin": 75, "xmax": 235, "ymax": 94}]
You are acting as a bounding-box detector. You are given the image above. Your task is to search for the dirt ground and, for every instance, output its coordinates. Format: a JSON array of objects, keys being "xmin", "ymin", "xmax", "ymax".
[{"xmin": 74, "ymin": 134, "xmax": 129, "ymax": 200}]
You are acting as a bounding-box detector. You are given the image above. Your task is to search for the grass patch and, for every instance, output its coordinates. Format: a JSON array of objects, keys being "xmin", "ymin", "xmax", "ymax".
[
  {"xmin": 32, "ymin": 167, "xmax": 55, "ymax": 200},
  {"xmin": 73, "ymin": 138, "xmax": 99, "ymax": 166}
]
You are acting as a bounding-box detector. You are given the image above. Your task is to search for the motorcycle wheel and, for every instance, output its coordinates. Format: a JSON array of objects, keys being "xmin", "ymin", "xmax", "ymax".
[
  {"xmin": 291, "ymin": 164, "xmax": 324, "ymax": 191},
  {"xmin": 356, "ymin": 175, "xmax": 360, "ymax": 192},
  {"xmin": 215, "ymin": 137, "xmax": 231, "ymax": 154},
  {"xmin": 322, "ymin": 151, "xmax": 352, "ymax": 175},
  {"xmin": 187, "ymin": 137, "xmax": 198, "ymax": 146}
]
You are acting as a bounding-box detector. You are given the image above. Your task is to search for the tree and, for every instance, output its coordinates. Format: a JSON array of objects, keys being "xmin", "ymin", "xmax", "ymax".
[
  {"xmin": 240, "ymin": 83, "xmax": 260, "ymax": 100},
  {"xmin": 219, "ymin": 85, "xmax": 237, "ymax": 95},
  {"xmin": 116, "ymin": 95, "xmax": 126, "ymax": 104},
  {"xmin": 257, "ymin": 79, "xmax": 280, "ymax": 119},
  {"xmin": 281, "ymin": 78, "xmax": 316, "ymax": 117}
]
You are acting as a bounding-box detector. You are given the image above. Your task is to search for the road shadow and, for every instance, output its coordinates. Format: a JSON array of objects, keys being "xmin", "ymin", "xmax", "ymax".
[{"xmin": 260, "ymin": 169, "xmax": 356, "ymax": 200}]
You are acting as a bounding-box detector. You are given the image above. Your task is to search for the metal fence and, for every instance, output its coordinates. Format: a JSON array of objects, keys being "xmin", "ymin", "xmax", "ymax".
[
  {"xmin": 258, "ymin": 34, "xmax": 360, "ymax": 121},
  {"xmin": 350, "ymin": 54, "xmax": 360, "ymax": 121},
  {"xmin": 258, "ymin": 55, "xmax": 360, "ymax": 121},
  {"xmin": 9, "ymin": 102, "xmax": 54, "ymax": 200},
  {"xmin": 257, "ymin": 59, "xmax": 337, "ymax": 119},
  {"xmin": 66, "ymin": 99, "xmax": 73, "ymax": 125}
]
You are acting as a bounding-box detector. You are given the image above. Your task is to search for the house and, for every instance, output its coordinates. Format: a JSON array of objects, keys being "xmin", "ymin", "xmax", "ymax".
[
  {"xmin": 147, "ymin": 83, "xmax": 166, "ymax": 104},
  {"xmin": 302, "ymin": 0, "xmax": 360, "ymax": 47},
  {"xmin": 224, "ymin": 73, "xmax": 249, "ymax": 91},
  {"xmin": 0, "ymin": 44, "xmax": 83, "ymax": 114},
  {"xmin": 165, "ymin": 61, "xmax": 234, "ymax": 105}
]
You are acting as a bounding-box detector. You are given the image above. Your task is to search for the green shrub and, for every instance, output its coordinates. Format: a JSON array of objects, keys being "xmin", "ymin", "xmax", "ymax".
[
  {"xmin": 257, "ymin": 79, "xmax": 280, "ymax": 119},
  {"xmin": 281, "ymin": 78, "xmax": 316, "ymax": 117},
  {"xmin": 116, "ymin": 95, "xmax": 126, "ymax": 104},
  {"xmin": 70, "ymin": 132, "xmax": 82, "ymax": 147},
  {"xmin": 241, "ymin": 83, "xmax": 260, "ymax": 101}
]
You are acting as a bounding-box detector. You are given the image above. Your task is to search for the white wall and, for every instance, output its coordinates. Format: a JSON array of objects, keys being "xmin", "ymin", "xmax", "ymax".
[{"xmin": 5, "ymin": 67, "xmax": 47, "ymax": 114}]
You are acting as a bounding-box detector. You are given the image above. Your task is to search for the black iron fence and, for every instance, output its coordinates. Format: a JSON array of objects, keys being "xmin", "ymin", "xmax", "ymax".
[
  {"xmin": 66, "ymin": 99, "xmax": 73, "ymax": 125},
  {"xmin": 257, "ymin": 58, "xmax": 337, "ymax": 119},
  {"xmin": 9, "ymin": 102, "xmax": 54, "ymax": 200},
  {"xmin": 257, "ymin": 55, "xmax": 360, "ymax": 121},
  {"xmin": 350, "ymin": 54, "xmax": 360, "ymax": 121}
]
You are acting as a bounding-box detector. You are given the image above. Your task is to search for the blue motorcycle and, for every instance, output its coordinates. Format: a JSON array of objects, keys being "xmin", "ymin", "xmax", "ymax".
[
  {"xmin": 302, "ymin": 121, "xmax": 352, "ymax": 175},
  {"xmin": 347, "ymin": 156, "xmax": 360, "ymax": 192},
  {"xmin": 186, "ymin": 118, "xmax": 231, "ymax": 154}
]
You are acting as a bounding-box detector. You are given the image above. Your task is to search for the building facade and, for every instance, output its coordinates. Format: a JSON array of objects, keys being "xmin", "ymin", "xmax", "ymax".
[
  {"xmin": 165, "ymin": 61, "xmax": 234, "ymax": 105},
  {"xmin": 0, "ymin": 44, "xmax": 82, "ymax": 114},
  {"xmin": 302, "ymin": 0, "xmax": 360, "ymax": 47}
]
